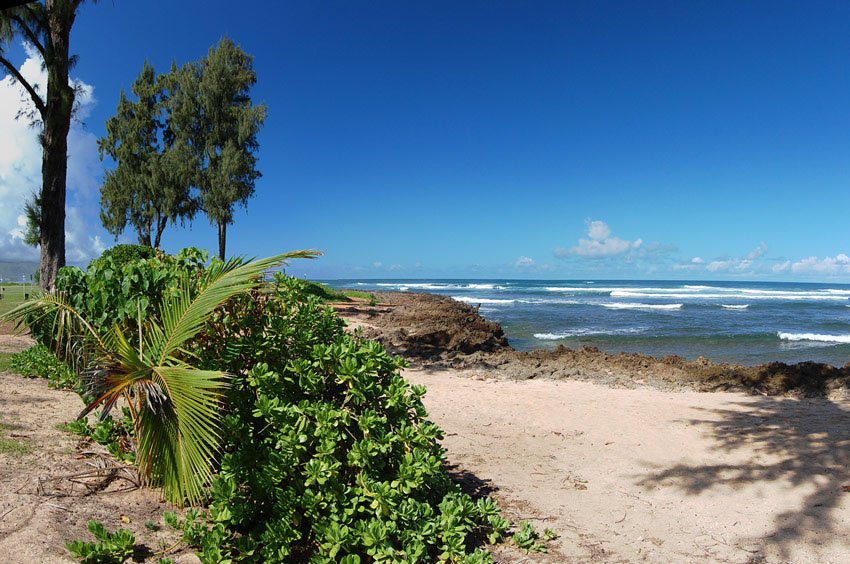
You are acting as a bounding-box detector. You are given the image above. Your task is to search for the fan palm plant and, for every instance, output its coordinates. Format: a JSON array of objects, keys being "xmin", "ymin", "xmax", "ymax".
[{"xmin": 2, "ymin": 250, "xmax": 319, "ymax": 505}]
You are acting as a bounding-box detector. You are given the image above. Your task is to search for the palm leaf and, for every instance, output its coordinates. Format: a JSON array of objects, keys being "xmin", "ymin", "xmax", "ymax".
[
  {"xmin": 1, "ymin": 291, "xmax": 106, "ymax": 354},
  {"xmin": 1, "ymin": 250, "xmax": 321, "ymax": 506},
  {"xmin": 155, "ymin": 251, "xmax": 319, "ymax": 365},
  {"xmin": 135, "ymin": 366, "xmax": 228, "ymax": 504}
]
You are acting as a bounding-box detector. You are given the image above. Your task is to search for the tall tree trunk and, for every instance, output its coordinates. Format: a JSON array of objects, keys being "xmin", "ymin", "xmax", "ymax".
[
  {"xmin": 154, "ymin": 215, "xmax": 167, "ymax": 249},
  {"xmin": 217, "ymin": 221, "xmax": 226, "ymax": 261},
  {"xmin": 138, "ymin": 221, "xmax": 152, "ymax": 247},
  {"xmin": 39, "ymin": 0, "xmax": 77, "ymax": 291}
]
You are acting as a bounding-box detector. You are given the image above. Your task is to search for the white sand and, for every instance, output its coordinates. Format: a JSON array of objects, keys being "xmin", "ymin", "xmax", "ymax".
[{"xmin": 406, "ymin": 367, "xmax": 850, "ymax": 563}]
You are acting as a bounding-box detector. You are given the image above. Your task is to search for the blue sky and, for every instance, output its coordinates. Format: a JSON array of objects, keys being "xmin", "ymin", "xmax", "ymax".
[{"xmin": 2, "ymin": 0, "xmax": 850, "ymax": 280}]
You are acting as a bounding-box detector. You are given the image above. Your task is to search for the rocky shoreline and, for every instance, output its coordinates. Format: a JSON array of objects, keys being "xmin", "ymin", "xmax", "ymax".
[{"xmin": 336, "ymin": 291, "xmax": 850, "ymax": 397}]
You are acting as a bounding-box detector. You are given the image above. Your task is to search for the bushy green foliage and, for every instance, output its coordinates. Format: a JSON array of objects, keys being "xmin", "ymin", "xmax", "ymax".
[
  {"xmin": 511, "ymin": 521, "xmax": 547, "ymax": 553},
  {"xmin": 300, "ymin": 280, "xmax": 352, "ymax": 302},
  {"xmin": 24, "ymin": 250, "xmax": 513, "ymax": 561},
  {"xmin": 52, "ymin": 247, "xmax": 207, "ymax": 335},
  {"xmin": 178, "ymin": 274, "xmax": 508, "ymax": 562},
  {"xmin": 27, "ymin": 247, "xmax": 208, "ymax": 350},
  {"xmin": 65, "ymin": 520, "xmax": 136, "ymax": 563},
  {"xmin": 93, "ymin": 244, "xmax": 158, "ymax": 269},
  {"xmin": 300, "ymin": 280, "xmax": 378, "ymax": 305},
  {"xmin": 9, "ymin": 344, "xmax": 78, "ymax": 390}
]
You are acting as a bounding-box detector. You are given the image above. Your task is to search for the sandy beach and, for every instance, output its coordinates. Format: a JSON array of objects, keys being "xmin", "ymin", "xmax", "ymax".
[
  {"xmin": 407, "ymin": 367, "xmax": 850, "ymax": 562},
  {"xmin": 3, "ymin": 292, "xmax": 850, "ymax": 562}
]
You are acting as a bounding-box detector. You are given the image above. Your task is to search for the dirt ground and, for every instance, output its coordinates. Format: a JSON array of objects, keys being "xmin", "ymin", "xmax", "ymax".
[
  {"xmin": 407, "ymin": 366, "xmax": 850, "ymax": 563},
  {"xmin": 0, "ymin": 335, "xmax": 196, "ymax": 564}
]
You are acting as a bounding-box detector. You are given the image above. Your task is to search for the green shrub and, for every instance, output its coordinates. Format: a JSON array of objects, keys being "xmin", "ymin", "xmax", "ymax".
[
  {"xmin": 18, "ymin": 251, "xmax": 510, "ymax": 561},
  {"xmin": 300, "ymin": 280, "xmax": 351, "ymax": 302},
  {"xmin": 10, "ymin": 344, "xmax": 78, "ymax": 390},
  {"xmin": 512, "ymin": 521, "xmax": 547, "ymax": 553},
  {"xmin": 65, "ymin": 520, "xmax": 136, "ymax": 563},
  {"xmin": 181, "ymin": 275, "xmax": 508, "ymax": 562},
  {"xmin": 25, "ymin": 247, "xmax": 208, "ymax": 358},
  {"xmin": 54, "ymin": 247, "xmax": 208, "ymax": 334},
  {"xmin": 93, "ymin": 244, "xmax": 157, "ymax": 268}
]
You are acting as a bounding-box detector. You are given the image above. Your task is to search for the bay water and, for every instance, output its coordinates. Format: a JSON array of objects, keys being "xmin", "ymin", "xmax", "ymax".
[{"xmin": 323, "ymin": 279, "xmax": 850, "ymax": 367}]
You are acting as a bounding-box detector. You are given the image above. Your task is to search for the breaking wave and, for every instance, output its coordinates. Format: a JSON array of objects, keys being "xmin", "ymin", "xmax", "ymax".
[
  {"xmin": 777, "ymin": 332, "xmax": 850, "ymax": 344},
  {"xmin": 602, "ymin": 303, "xmax": 683, "ymax": 311}
]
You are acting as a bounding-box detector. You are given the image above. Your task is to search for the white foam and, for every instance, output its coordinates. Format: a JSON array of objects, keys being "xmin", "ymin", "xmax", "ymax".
[
  {"xmin": 534, "ymin": 332, "xmax": 573, "ymax": 340},
  {"xmin": 376, "ymin": 282, "xmax": 507, "ymax": 291},
  {"xmin": 777, "ymin": 332, "xmax": 850, "ymax": 344},
  {"xmin": 721, "ymin": 304, "xmax": 749, "ymax": 310},
  {"xmin": 610, "ymin": 290, "xmax": 848, "ymax": 301},
  {"xmin": 602, "ymin": 302, "xmax": 683, "ymax": 311},
  {"xmin": 546, "ymin": 286, "xmax": 705, "ymax": 295},
  {"xmin": 534, "ymin": 327, "xmax": 645, "ymax": 340},
  {"xmin": 544, "ymin": 286, "xmax": 610, "ymax": 293},
  {"xmin": 451, "ymin": 296, "xmax": 516, "ymax": 305}
]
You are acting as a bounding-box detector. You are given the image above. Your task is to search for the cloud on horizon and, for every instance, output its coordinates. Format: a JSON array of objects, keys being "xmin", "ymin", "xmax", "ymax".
[
  {"xmin": 702, "ymin": 243, "xmax": 769, "ymax": 274},
  {"xmin": 0, "ymin": 43, "xmax": 104, "ymax": 263},
  {"xmin": 784, "ymin": 254, "xmax": 850, "ymax": 275},
  {"xmin": 555, "ymin": 219, "xmax": 643, "ymax": 258},
  {"xmin": 514, "ymin": 255, "xmax": 534, "ymax": 268}
]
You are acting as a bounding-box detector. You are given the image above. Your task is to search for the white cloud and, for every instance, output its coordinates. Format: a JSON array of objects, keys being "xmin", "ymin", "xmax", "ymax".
[
  {"xmin": 773, "ymin": 260, "xmax": 791, "ymax": 273},
  {"xmin": 557, "ymin": 219, "xmax": 643, "ymax": 258},
  {"xmin": 745, "ymin": 242, "xmax": 768, "ymax": 261},
  {"xmin": 586, "ymin": 220, "xmax": 611, "ymax": 241},
  {"xmin": 702, "ymin": 244, "xmax": 768, "ymax": 274},
  {"xmin": 372, "ymin": 261, "xmax": 383, "ymax": 268},
  {"xmin": 515, "ymin": 256, "xmax": 534, "ymax": 267},
  {"xmin": 706, "ymin": 260, "xmax": 732, "ymax": 272},
  {"xmin": 0, "ymin": 43, "xmax": 102, "ymax": 264},
  {"xmin": 791, "ymin": 254, "xmax": 850, "ymax": 275}
]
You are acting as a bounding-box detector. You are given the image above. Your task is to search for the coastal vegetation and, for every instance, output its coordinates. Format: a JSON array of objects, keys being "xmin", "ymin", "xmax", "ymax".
[
  {"xmin": 301, "ymin": 279, "xmax": 379, "ymax": 304},
  {"xmin": 99, "ymin": 38, "xmax": 266, "ymax": 259},
  {"xmin": 2, "ymin": 248, "xmax": 518, "ymax": 561}
]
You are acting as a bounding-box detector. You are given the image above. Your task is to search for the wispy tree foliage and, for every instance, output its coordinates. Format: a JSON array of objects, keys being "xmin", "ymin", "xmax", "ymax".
[
  {"xmin": 98, "ymin": 62, "xmax": 197, "ymax": 248},
  {"xmin": 0, "ymin": 0, "xmax": 91, "ymax": 290},
  {"xmin": 172, "ymin": 38, "xmax": 267, "ymax": 260}
]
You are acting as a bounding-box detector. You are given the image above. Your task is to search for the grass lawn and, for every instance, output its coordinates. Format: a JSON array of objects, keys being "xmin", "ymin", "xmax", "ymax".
[
  {"xmin": 0, "ymin": 284, "xmax": 29, "ymax": 317},
  {"xmin": 0, "ymin": 353, "xmax": 12, "ymax": 372}
]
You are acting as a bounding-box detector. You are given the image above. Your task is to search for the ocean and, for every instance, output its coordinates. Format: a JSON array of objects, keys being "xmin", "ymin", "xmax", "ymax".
[{"xmin": 323, "ymin": 279, "xmax": 850, "ymax": 367}]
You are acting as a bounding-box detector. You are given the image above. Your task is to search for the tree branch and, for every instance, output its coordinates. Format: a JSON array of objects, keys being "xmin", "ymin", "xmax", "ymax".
[
  {"xmin": 9, "ymin": 15, "xmax": 47, "ymax": 62},
  {"xmin": 24, "ymin": 3, "xmax": 49, "ymax": 34},
  {"xmin": 0, "ymin": 54, "xmax": 47, "ymax": 120}
]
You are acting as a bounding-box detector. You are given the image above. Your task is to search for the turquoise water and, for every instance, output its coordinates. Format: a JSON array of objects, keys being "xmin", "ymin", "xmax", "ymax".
[{"xmin": 324, "ymin": 279, "xmax": 850, "ymax": 367}]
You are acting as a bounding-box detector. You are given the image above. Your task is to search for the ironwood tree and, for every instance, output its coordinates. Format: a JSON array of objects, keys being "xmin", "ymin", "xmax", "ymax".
[
  {"xmin": 172, "ymin": 37, "xmax": 266, "ymax": 260},
  {"xmin": 98, "ymin": 61, "xmax": 197, "ymax": 248},
  {"xmin": 0, "ymin": 0, "xmax": 89, "ymax": 290}
]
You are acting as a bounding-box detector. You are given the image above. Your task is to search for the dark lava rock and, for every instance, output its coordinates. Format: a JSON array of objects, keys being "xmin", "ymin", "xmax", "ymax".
[
  {"xmin": 336, "ymin": 291, "xmax": 850, "ymax": 397},
  {"xmin": 344, "ymin": 292, "xmax": 509, "ymax": 359}
]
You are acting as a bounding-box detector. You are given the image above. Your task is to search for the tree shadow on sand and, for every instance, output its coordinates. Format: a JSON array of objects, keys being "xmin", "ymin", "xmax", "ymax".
[{"xmin": 637, "ymin": 394, "xmax": 850, "ymax": 560}]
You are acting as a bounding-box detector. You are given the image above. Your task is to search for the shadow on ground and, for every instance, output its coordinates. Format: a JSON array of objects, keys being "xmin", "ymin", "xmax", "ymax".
[{"xmin": 637, "ymin": 396, "xmax": 850, "ymax": 560}]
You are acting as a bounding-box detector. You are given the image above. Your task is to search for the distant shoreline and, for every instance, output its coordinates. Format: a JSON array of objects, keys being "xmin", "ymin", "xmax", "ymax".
[
  {"xmin": 336, "ymin": 290, "xmax": 850, "ymax": 398},
  {"xmin": 325, "ymin": 278, "xmax": 850, "ymax": 368}
]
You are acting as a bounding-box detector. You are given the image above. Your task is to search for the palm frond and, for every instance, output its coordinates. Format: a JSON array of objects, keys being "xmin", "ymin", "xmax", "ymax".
[
  {"xmin": 135, "ymin": 366, "xmax": 228, "ymax": 505},
  {"xmin": 1, "ymin": 250, "xmax": 321, "ymax": 507},
  {"xmin": 155, "ymin": 250, "xmax": 320, "ymax": 365},
  {"xmin": 1, "ymin": 292, "xmax": 104, "ymax": 348}
]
